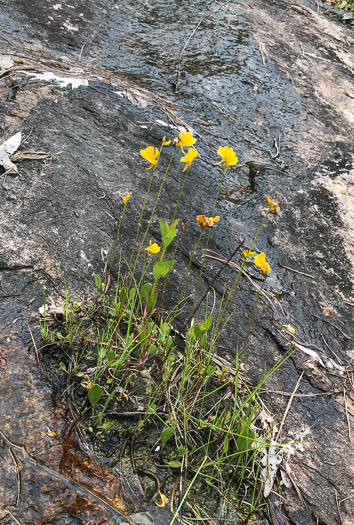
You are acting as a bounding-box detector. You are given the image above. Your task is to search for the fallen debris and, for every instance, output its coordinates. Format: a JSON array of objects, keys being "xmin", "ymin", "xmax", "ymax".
[{"xmin": 0, "ymin": 132, "xmax": 21, "ymax": 173}]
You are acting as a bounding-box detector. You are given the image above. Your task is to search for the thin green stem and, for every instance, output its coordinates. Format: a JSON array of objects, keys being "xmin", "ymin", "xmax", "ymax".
[
  {"xmin": 250, "ymin": 210, "xmax": 270, "ymax": 250},
  {"xmin": 172, "ymin": 165, "xmax": 190, "ymax": 221},
  {"xmin": 127, "ymin": 145, "xmax": 165, "ymax": 272},
  {"xmin": 178, "ymin": 230, "xmax": 204, "ymax": 303},
  {"xmin": 192, "ymin": 238, "xmax": 244, "ymax": 321},
  {"xmin": 211, "ymin": 167, "xmax": 226, "ymax": 216},
  {"xmin": 191, "ymin": 167, "xmax": 226, "ymax": 318},
  {"xmin": 129, "ymin": 149, "xmax": 176, "ymax": 284},
  {"xmin": 212, "ymin": 209, "xmax": 271, "ymax": 337},
  {"xmin": 241, "ymin": 277, "xmax": 267, "ymax": 360},
  {"xmin": 170, "ymin": 458, "xmax": 207, "ymax": 525},
  {"xmin": 150, "ymin": 246, "xmax": 167, "ymax": 303},
  {"xmin": 103, "ymin": 202, "xmax": 127, "ymax": 293},
  {"xmin": 158, "ymin": 221, "xmax": 186, "ymax": 320}
]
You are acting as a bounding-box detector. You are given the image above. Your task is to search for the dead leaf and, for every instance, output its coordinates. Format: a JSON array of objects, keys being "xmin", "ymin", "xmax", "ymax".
[
  {"xmin": 39, "ymin": 304, "xmax": 64, "ymax": 321},
  {"xmin": 261, "ymin": 441, "xmax": 294, "ymax": 498},
  {"xmin": 126, "ymin": 91, "xmax": 148, "ymax": 108},
  {"xmin": 0, "ymin": 54, "xmax": 14, "ymax": 72},
  {"xmin": 280, "ymin": 464, "xmax": 292, "ymax": 488},
  {"xmin": 0, "ymin": 132, "xmax": 21, "ymax": 172}
]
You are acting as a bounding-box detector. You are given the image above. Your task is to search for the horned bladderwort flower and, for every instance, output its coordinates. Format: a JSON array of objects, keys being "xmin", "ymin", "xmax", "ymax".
[
  {"xmin": 122, "ymin": 193, "xmax": 131, "ymax": 204},
  {"xmin": 215, "ymin": 146, "xmax": 238, "ymax": 171},
  {"xmin": 145, "ymin": 240, "xmax": 161, "ymax": 256},
  {"xmin": 282, "ymin": 324, "xmax": 295, "ymax": 333},
  {"xmin": 266, "ymin": 196, "xmax": 279, "ymax": 214},
  {"xmin": 242, "ymin": 249, "xmax": 255, "ymax": 259},
  {"xmin": 155, "ymin": 491, "xmax": 168, "ymax": 508},
  {"xmin": 178, "ymin": 130, "xmax": 196, "ymax": 154},
  {"xmin": 196, "ymin": 215, "xmax": 220, "ymax": 229},
  {"xmin": 180, "ymin": 148, "xmax": 198, "ymax": 172},
  {"xmin": 140, "ymin": 146, "xmax": 160, "ymax": 170},
  {"xmin": 162, "ymin": 136, "xmax": 171, "ymax": 146},
  {"xmin": 254, "ymin": 252, "xmax": 271, "ymax": 275}
]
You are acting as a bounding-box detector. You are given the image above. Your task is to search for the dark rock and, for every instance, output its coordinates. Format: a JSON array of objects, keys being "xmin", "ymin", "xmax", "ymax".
[{"xmin": 0, "ymin": 1, "xmax": 353, "ymax": 524}]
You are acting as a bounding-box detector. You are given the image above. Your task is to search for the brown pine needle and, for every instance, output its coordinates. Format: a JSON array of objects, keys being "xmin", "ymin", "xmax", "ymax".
[{"xmin": 276, "ymin": 372, "xmax": 304, "ymax": 442}]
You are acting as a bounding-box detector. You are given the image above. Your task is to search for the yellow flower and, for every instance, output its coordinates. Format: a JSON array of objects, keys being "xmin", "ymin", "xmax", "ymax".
[
  {"xmin": 215, "ymin": 146, "xmax": 238, "ymax": 170},
  {"xmin": 145, "ymin": 240, "xmax": 161, "ymax": 256},
  {"xmin": 266, "ymin": 196, "xmax": 279, "ymax": 214},
  {"xmin": 282, "ymin": 324, "xmax": 295, "ymax": 333},
  {"xmin": 162, "ymin": 136, "xmax": 171, "ymax": 146},
  {"xmin": 123, "ymin": 193, "xmax": 131, "ymax": 204},
  {"xmin": 178, "ymin": 131, "xmax": 196, "ymax": 154},
  {"xmin": 254, "ymin": 252, "xmax": 271, "ymax": 275},
  {"xmin": 140, "ymin": 146, "xmax": 160, "ymax": 170},
  {"xmin": 196, "ymin": 215, "xmax": 220, "ymax": 229},
  {"xmin": 242, "ymin": 249, "xmax": 255, "ymax": 259},
  {"xmin": 180, "ymin": 148, "xmax": 198, "ymax": 172},
  {"xmin": 155, "ymin": 491, "xmax": 168, "ymax": 508}
]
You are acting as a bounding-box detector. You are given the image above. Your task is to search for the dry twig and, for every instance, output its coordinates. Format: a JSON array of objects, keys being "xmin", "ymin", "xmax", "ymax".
[
  {"xmin": 322, "ymin": 336, "xmax": 343, "ymax": 365},
  {"xmin": 0, "ymin": 64, "xmax": 38, "ymax": 79},
  {"xmin": 343, "ymin": 388, "xmax": 352, "ymax": 442},
  {"xmin": 10, "ymin": 150, "xmax": 57, "ymax": 162},
  {"xmin": 276, "ymin": 372, "xmax": 303, "ymax": 442},
  {"xmin": 26, "ymin": 322, "xmax": 41, "ymax": 375},
  {"xmin": 278, "ymin": 262, "xmax": 315, "ymax": 279},
  {"xmin": 335, "ymin": 490, "xmax": 343, "ymax": 525},
  {"xmin": 8, "ymin": 446, "xmax": 21, "ymax": 506},
  {"xmin": 309, "ymin": 311, "xmax": 350, "ymax": 341},
  {"xmin": 259, "ymin": 41, "xmax": 266, "ymax": 65},
  {"xmin": 78, "ymin": 43, "xmax": 86, "ymax": 62}
]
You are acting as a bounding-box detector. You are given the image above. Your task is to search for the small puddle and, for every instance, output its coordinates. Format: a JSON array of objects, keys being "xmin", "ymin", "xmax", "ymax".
[
  {"xmin": 0, "ymin": 280, "xmax": 127, "ymax": 524},
  {"xmin": 0, "ymin": 277, "xmax": 186, "ymax": 524}
]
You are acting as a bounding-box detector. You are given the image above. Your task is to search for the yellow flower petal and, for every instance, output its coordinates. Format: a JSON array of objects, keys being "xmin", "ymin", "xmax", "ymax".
[
  {"xmin": 123, "ymin": 193, "xmax": 131, "ymax": 204},
  {"xmin": 282, "ymin": 324, "xmax": 296, "ymax": 333},
  {"xmin": 140, "ymin": 146, "xmax": 160, "ymax": 169},
  {"xmin": 196, "ymin": 215, "xmax": 206, "ymax": 227},
  {"xmin": 162, "ymin": 137, "xmax": 171, "ymax": 146},
  {"xmin": 242, "ymin": 249, "xmax": 255, "ymax": 259},
  {"xmin": 254, "ymin": 253, "xmax": 271, "ymax": 275},
  {"xmin": 267, "ymin": 196, "xmax": 279, "ymax": 214},
  {"xmin": 155, "ymin": 491, "xmax": 168, "ymax": 508},
  {"xmin": 196, "ymin": 214, "xmax": 220, "ymax": 229},
  {"xmin": 254, "ymin": 252, "xmax": 266, "ymax": 268},
  {"xmin": 145, "ymin": 240, "xmax": 161, "ymax": 256},
  {"xmin": 216, "ymin": 146, "xmax": 238, "ymax": 170},
  {"xmin": 261, "ymin": 262, "xmax": 271, "ymax": 275},
  {"xmin": 180, "ymin": 148, "xmax": 198, "ymax": 172},
  {"xmin": 178, "ymin": 131, "xmax": 196, "ymax": 154}
]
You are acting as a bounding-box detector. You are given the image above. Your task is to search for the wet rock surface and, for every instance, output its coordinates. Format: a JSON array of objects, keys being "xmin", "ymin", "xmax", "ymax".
[{"xmin": 0, "ymin": 1, "xmax": 353, "ymax": 524}]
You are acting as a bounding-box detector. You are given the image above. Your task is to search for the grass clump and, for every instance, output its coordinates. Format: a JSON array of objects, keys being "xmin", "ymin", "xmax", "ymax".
[
  {"xmin": 335, "ymin": 0, "xmax": 354, "ymax": 11},
  {"xmin": 40, "ymin": 133, "xmax": 293, "ymax": 522}
]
